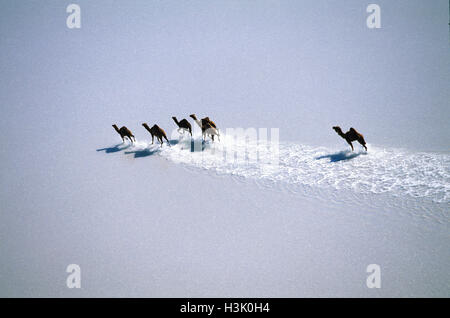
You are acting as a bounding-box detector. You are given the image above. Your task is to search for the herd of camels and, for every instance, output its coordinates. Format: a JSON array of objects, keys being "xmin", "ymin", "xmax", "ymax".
[{"xmin": 112, "ymin": 114, "xmax": 368, "ymax": 152}]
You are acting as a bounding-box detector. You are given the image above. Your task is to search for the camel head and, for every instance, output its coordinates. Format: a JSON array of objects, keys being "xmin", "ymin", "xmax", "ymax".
[
  {"xmin": 332, "ymin": 126, "xmax": 342, "ymax": 133},
  {"xmin": 112, "ymin": 124, "xmax": 120, "ymax": 133},
  {"xmin": 189, "ymin": 114, "xmax": 197, "ymax": 120},
  {"xmin": 142, "ymin": 123, "xmax": 149, "ymax": 129}
]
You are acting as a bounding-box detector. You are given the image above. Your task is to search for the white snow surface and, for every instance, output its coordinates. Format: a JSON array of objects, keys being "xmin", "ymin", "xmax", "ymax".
[
  {"xmin": 0, "ymin": 0, "xmax": 449, "ymax": 298},
  {"xmin": 149, "ymin": 134, "xmax": 449, "ymax": 205}
]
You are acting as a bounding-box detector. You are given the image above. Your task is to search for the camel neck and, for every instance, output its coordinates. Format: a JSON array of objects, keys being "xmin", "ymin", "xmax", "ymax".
[{"xmin": 336, "ymin": 129, "xmax": 346, "ymax": 138}]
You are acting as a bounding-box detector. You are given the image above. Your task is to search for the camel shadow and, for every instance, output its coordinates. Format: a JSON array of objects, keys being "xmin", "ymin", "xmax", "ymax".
[
  {"xmin": 96, "ymin": 143, "xmax": 131, "ymax": 153},
  {"xmin": 315, "ymin": 150, "xmax": 365, "ymax": 162},
  {"xmin": 192, "ymin": 141, "xmax": 214, "ymax": 152},
  {"xmin": 125, "ymin": 148, "xmax": 159, "ymax": 158},
  {"xmin": 171, "ymin": 138, "xmax": 206, "ymax": 152},
  {"xmin": 124, "ymin": 139, "xmax": 179, "ymax": 158}
]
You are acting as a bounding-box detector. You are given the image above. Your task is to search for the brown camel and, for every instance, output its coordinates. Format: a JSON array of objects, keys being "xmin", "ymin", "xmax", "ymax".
[
  {"xmin": 112, "ymin": 124, "xmax": 135, "ymax": 143},
  {"xmin": 189, "ymin": 114, "xmax": 220, "ymax": 142},
  {"xmin": 172, "ymin": 117, "xmax": 192, "ymax": 136},
  {"xmin": 332, "ymin": 126, "xmax": 367, "ymax": 151},
  {"xmin": 142, "ymin": 123, "xmax": 170, "ymax": 147}
]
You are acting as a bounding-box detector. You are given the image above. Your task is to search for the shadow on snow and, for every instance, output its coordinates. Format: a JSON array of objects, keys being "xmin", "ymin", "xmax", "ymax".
[
  {"xmin": 315, "ymin": 150, "xmax": 366, "ymax": 162},
  {"xmin": 96, "ymin": 143, "xmax": 131, "ymax": 153}
]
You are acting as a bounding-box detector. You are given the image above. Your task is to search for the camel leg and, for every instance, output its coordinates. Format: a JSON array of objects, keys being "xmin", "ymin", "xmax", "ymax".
[
  {"xmin": 347, "ymin": 140, "xmax": 354, "ymax": 151},
  {"xmin": 164, "ymin": 135, "xmax": 171, "ymax": 147},
  {"xmin": 151, "ymin": 135, "xmax": 154, "ymax": 144},
  {"xmin": 360, "ymin": 141, "xmax": 367, "ymax": 151},
  {"xmin": 358, "ymin": 138, "xmax": 367, "ymax": 151}
]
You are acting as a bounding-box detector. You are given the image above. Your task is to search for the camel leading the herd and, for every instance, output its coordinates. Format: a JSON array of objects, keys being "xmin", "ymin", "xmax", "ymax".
[
  {"xmin": 332, "ymin": 126, "xmax": 367, "ymax": 151},
  {"xmin": 112, "ymin": 118, "xmax": 368, "ymax": 153}
]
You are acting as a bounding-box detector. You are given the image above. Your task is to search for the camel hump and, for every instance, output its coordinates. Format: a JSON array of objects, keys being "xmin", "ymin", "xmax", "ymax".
[
  {"xmin": 204, "ymin": 117, "xmax": 217, "ymax": 128},
  {"xmin": 349, "ymin": 127, "xmax": 356, "ymax": 133}
]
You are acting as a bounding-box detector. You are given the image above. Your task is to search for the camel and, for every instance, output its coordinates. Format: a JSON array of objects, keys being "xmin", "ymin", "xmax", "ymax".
[
  {"xmin": 112, "ymin": 124, "xmax": 135, "ymax": 143},
  {"xmin": 189, "ymin": 114, "xmax": 220, "ymax": 142},
  {"xmin": 172, "ymin": 116, "xmax": 192, "ymax": 137},
  {"xmin": 142, "ymin": 123, "xmax": 170, "ymax": 147},
  {"xmin": 332, "ymin": 126, "xmax": 367, "ymax": 151}
]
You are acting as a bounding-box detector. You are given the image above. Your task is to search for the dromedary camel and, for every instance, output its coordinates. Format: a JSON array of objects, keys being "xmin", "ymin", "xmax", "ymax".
[
  {"xmin": 332, "ymin": 126, "xmax": 367, "ymax": 151},
  {"xmin": 142, "ymin": 123, "xmax": 171, "ymax": 147},
  {"xmin": 189, "ymin": 114, "xmax": 220, "ymax": 142},
  {"xmin": 112, "ymin": 124, "xmax": 136, "ymax": 143},
  {"xmin": 172, "ymin": 116, "xmax": 192, "ymax": 137}
]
